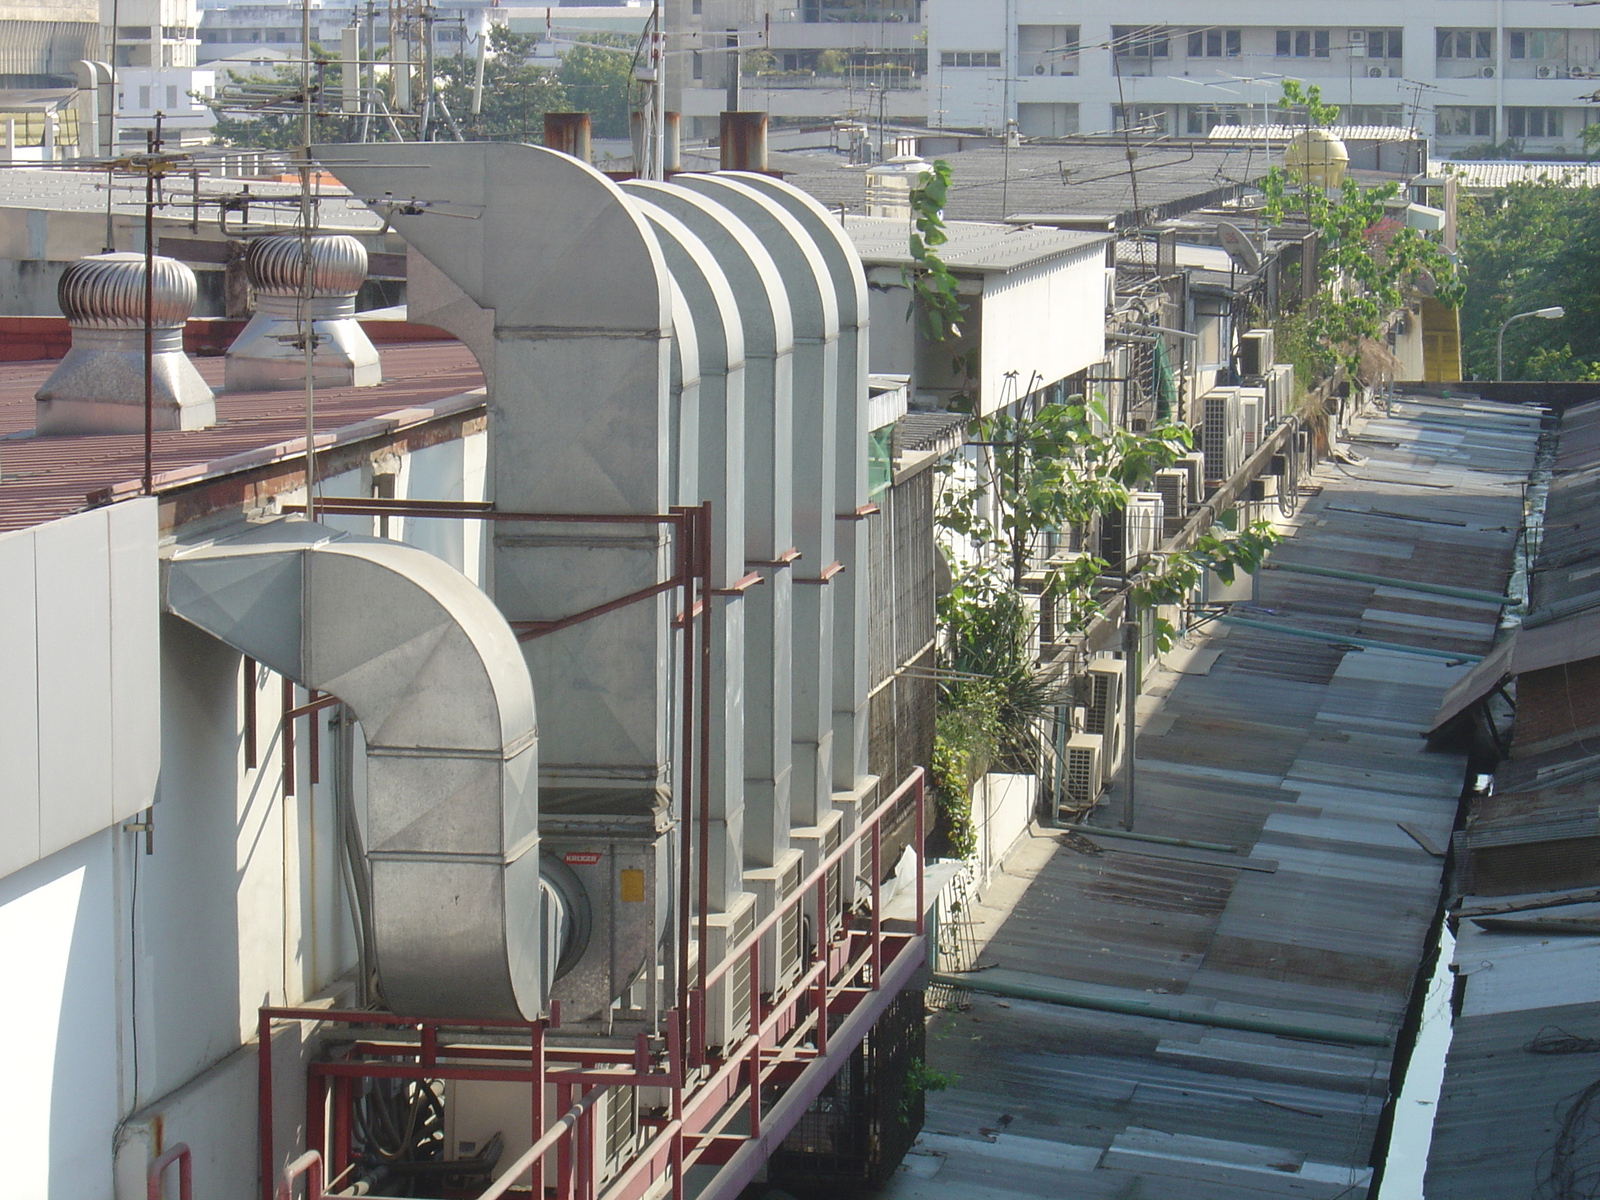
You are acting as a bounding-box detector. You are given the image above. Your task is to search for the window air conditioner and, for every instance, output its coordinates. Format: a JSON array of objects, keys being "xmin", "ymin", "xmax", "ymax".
[{"xmin": 1348, "ymin": 30, "xmax": 1366, "ymax": 43}]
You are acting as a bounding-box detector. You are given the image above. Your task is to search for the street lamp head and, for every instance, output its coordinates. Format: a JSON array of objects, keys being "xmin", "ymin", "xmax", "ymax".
[{"xmin": 1538, "ymin": 306, "xmax": 1566, "ymax": 319}]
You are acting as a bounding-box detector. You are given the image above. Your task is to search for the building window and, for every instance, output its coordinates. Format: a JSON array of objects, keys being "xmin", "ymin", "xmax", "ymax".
[
  {"xmin": 1507, "ymin": 107, "xmax": 1564, "ymax": 137},
  {"xmin": 939, "ymin": 50, "xmax": 1001, "ymax": 68},
  {"xmin": 1112, "ymin": 26, "xmax": 1169, "ymax": 59},
  {"xmin": 166, "ymin": 84, "xmax": 178, "ymax": 108},
  {"xmin": 1017, "ymin": 102, "xmax": 1079, "ymax": 137},
  {"xmin": 1276, "ymin": 30, "xmax": 1331, "ymax": 59},
  {"xmin": 692, "ymin": 50, "xmax": 702, "ymax": 79},
  {"xmin": 692, "ymin": 0, "xmax": 702, "ymax": 13},
  {"xmin": 1346, "ymin": 104, "xmax": 1405, "ymax": 127},
  {"xmin": 1437, "ymin": 30, "xmax": 1494, "ymax": 59},
  {"xmin": 1186, "ymin": 104, "xmax": 1242, "ymax": 134},
  {"xmin": 1510, "ymin": 31, "xmax": 1567, "ymax": 60},
  {"xmin": 118, "ymin": 25, "xmax": 152, "ymax": 39},
  {"xmin": 1114, "ymin": 104, "xmax": 1170, "ymax": 135},
  {"xmin": 1187, "ymin": 29, "xmax": 1240, "ymax": 58},
  {"xmin": 138, "ymin": 85, "xmax": 150, "ymax": 108},
  {"xmin": 1366, "ymin": 30, "xmax": 1403, "ymax": 60},
  {"xmin": 1436, "ymin": 106, "xmax": 1494, "ymax": 138},
  {"xmin": 1018, "ymin": 25, "xmax": 1079, "ymax": 76}
]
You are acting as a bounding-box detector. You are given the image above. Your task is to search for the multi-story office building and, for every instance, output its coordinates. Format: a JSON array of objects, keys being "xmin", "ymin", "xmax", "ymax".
[
  {"xmin": 926, "ymin": 0, "xmax": 1600, "ymax": 155},
  {"xmin": 665, "ymin": 1, "xmax": 925, "ymax": 138}
]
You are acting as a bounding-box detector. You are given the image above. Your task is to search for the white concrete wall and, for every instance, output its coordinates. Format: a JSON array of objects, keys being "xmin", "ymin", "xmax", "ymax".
[
  {"xmin": 975, "ymin": 772, "xmax": 1035, "ymax": 878},
  {"xmin": 0, "ymin": 426, "xmax": 493, "ymax": 1198},
  {"xmin": 979, "ymin": 246, "xmax": 1107, "ymax": 415},
  {"xmin": 0, "ymin": 500, "xmax": 160, "ymax": 880}
]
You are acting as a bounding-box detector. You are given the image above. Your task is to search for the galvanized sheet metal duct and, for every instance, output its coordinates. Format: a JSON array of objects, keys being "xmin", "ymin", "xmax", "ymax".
[
  {"xmin": 626, "ymin": 179, "xmax": 798, "ymax": 871},
  {"xmin": 732, "ymin": 174, "xmax": 874, "ymax": 792},
  {"xmin": 674, "ymin": 174, "xmax": 841, "ymax": 829},
  {"xmin": 622, "ymin": 191, "xmax": 749, "ymax": 909},
  {"xmin": 166, "ymin": 519, "xmax": 543, "ymax": 1020}
]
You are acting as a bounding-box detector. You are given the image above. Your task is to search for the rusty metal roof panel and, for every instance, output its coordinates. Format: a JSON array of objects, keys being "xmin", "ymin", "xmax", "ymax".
[
  {"xmin": 0, "ymin": 341, "xmax": 484, "ymax": 533},
  {"xmin": 893, "ymin": 392, "xmax": 1536, "ymax": 1199}
]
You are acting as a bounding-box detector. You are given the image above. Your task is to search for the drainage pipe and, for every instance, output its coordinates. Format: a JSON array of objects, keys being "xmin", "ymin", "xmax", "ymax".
[
  {"xmin": 1216, "ymin": 614, "xmax": 1485, "ymax": 662},
  {"xmin": 1262, "ymin": 560, "xmax": 1511, "ymax": 606},
  {"xmin": 931, "ymin": 971, "xmax": 1393, "ymax": 1048}
]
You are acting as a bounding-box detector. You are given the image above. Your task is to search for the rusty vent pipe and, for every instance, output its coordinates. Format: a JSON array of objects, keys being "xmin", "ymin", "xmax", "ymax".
[
  {"xmin": 720, "ymin": 111, "xmax": 768, "ymax": 173},
  {"xmin": 544, "ymin": 112, "xmax": 593, "ymax": 163}
]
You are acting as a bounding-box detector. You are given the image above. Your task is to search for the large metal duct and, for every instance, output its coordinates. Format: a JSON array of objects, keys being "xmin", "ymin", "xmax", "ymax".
[
  {"xmin": 225, "ymin": 233, "xmax": 381, "ymax": 391},
  {"xmin": 673, "ymin": 174, "xmax": 841, "ymax": 830},
  {"xmin": 732, "ymin": 174, "xmax": 873, "ymax": 793},
  {"xmin": 622, "ymin": 191, "xmax": 750, "ymax": 910},
  {"xmin": 35, "ymin": 252, "xmax": 215, "ymax": 435},
  {"xmin": 625, "ymin": 179, "xmax": 798, "ymax": 872},
  {"xmin": 314, "ymin": 142, "xmax": 677, "ymax": 1024},
  {"xmin": 165, "ymin": 518, "xmax": 549, "ymax": 1020}
]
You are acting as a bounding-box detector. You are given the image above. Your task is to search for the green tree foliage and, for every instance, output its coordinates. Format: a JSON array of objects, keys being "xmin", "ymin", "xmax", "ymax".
[
  {"xmin": 556, "ymin": 37, "xmax": 635, "ymax": 139},
  {"xmin": 1262, "ymin": 82, "xmax": 1462, "ymax": 380},
  {"xmin": 1454, "ymin": 175, "xmax": 1600, "ymax": 380},
  {"xmin": 435, "ymin": 26, "xmax": 568, "ymax": 142}
]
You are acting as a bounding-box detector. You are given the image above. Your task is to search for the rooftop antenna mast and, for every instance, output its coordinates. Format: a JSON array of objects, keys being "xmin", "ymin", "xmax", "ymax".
[{"xmin": 300, "ymin": 0, "xmax": 319, "ymax": 520}]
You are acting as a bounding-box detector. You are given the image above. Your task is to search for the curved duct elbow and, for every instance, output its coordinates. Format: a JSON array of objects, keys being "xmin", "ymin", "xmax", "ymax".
[
  {"xmin": 35, "ymin": 252, "xmax": 216, "ymax": 435},
  {"xmin": 166, "ymin": 518, "xmax": 560, "ymax": 1020},
  {"xmin": 225, "ymin": 233, "xmax": 381, "ymax": 391}
]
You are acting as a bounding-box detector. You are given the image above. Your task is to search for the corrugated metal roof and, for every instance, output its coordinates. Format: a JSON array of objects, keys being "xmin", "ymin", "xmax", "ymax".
[
  {"xmin": 0, "ymin": 341, "xmax": 484, "ymax": 532},
  {"xmin": 844, "ymin": 214, "xmax": 1108, "ymax": 273},
  {"xmin": 772, "ymin": 141, "xmax": 1264, "ymax": 225},
  {"xmin": 888, "ymin": 393, "xmax": 1537, "ymax": 1199},
  {"xmin": 1430, "ymin": 159, "xmax": 1600, "ymax": 191},
  {"xmin": 1218, "ymin": 125, "xmax": 1423, "ymax": 142},
  {"xmin": 1427, "ymin": 905, "xmax": 1600, "ymax": 1199}
]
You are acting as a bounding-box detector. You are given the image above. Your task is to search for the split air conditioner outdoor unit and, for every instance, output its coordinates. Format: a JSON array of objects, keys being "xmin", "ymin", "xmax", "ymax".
[
  {"xmin": 1367, "ymin": 65, "xmax": 1386, "ymax": 78},
  {"xmin": 1127, "ymin": 492, "xmax": 1165, "ymax": 558},
  {"xmin": 1084, "ymin": 658, "xmax": 1124, "ymax": 775},
  {"xmin": 1237, "ymin": 388, "xmax": 1265, "ymax": 459},
  {"xmin": 1536, "ymin": 64, "xmax": 1557, "ymax": 79},
  {"xmin": 1177, "ymin": 450, "xmax": 1206, "ymax": 504},
  {"xmin": 1153, "ymin": 467, "xmax": 1191, "ymax": 539},
  {"xmin": 1238, "ymin": 328, "xmax": 1275, "ymax": 379},
  {"xmin": 1061, "ymin": 733, "xmax": 1105, "ymax": 811},
  {"xmin": 1479, "ymin": 65, "xmax": 1496, "ymax": 78},
  {"xmin": 1202, "ymin": 387, "xmax": 1244, "ymax": 484},
  {"xmin": 1266, "ymin": 363, "xmax": 1295, "ymax": 424}
]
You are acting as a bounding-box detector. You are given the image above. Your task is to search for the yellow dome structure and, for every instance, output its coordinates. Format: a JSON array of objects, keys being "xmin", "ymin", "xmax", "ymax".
[{"xmin": 1284, "ymin": 127, "xmax": 1350, "ymax": 189}]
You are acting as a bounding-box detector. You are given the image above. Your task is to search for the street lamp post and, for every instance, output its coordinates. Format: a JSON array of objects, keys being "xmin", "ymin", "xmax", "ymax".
[{"xmin": 1497, "ymin": 306, "xmax": 1566, "ymax": 381}]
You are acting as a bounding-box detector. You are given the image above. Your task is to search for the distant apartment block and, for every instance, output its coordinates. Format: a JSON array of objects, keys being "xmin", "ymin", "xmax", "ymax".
[
  {"xmin": 666, "ymin": 0, "xmax": 925, "ymax": 137},
  {"xmin": 925, "ymin": 0, "xmax": 1600, "ymax": 154}
]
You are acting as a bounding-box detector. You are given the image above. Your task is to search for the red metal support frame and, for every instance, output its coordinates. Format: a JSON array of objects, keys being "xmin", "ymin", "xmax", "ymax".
[{"xmin": 147, "ymin": 1143, "xmax": 192, "ymax": 1200}]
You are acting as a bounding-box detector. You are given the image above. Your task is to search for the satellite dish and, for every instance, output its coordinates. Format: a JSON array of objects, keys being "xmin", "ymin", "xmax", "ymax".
[{"xmin": 1218, "ymin": 221, "xmax": 1263, "ymax": 272}]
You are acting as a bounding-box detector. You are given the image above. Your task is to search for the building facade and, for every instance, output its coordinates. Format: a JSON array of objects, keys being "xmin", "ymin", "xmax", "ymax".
[
  {"xmin": 665, "ymin": 0, "xmax": 926, "ymax": 138},
  {"xmin": 925, "ymin": 0, "xmax": 1600, "ymax": 154}
]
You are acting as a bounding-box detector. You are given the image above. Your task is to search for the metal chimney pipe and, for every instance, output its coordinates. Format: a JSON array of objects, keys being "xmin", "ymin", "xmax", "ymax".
[
  {"xmin": 720, "ymin": 111, "xmax": 768, "ymax": 173},
  {"xmin": 663, "ymin": 111, "xmax": 681, "ymax": 175},
  {"xmin": 544, "ymin": 111, "xmax": 592, "ymax": 163}
]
